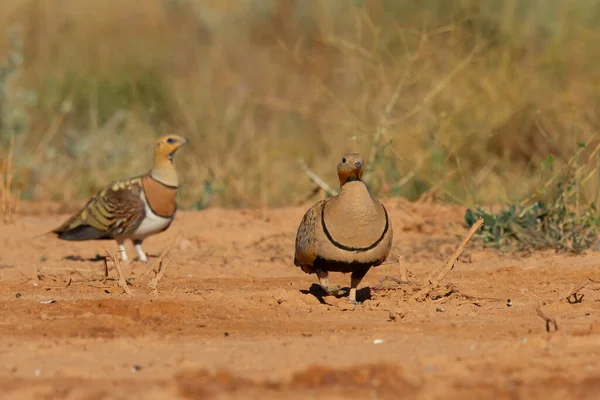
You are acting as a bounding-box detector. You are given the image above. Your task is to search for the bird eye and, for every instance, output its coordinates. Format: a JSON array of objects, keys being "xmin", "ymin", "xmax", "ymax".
[
  {"xmin": 342, "ymin": 158, "xmax": 346, "ymax": 163},
  {"xmin": 166, "ymin": 138, "xmax": 176, "ymax": 144}
]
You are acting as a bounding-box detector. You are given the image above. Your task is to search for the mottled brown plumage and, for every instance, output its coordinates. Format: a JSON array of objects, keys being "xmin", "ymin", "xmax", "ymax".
[
  {"xmin": 294, "ymin": 153, "xmax": 393, "ymax": 303},
  {"xmin": 53, "ymin": 135, "xmax": 188, "ymax": 262}
]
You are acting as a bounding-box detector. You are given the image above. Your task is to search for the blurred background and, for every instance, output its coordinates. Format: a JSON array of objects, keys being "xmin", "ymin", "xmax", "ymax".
[{"xmin": 1, "ymin": 0, "xmax": 600, "ymax": 210}]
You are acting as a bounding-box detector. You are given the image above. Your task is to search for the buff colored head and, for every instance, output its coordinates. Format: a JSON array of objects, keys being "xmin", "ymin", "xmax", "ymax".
[
  {"xmin": 151, "ymin": 135, "xmax": 188, "ymax": 187},
  {"xmin": 337, "ymin": 153, "xmax": 364, "ymax": 187},
  {"xmin": 155, "ymin": 135, "xmax": 188, "ymax": 162}
]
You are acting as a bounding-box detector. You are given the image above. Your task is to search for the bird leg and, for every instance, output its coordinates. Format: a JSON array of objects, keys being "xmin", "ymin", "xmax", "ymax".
[
  {"xmin": 117, "ymin": 240, "xmax": 129, "ymax": 263},
  {"xmin": 133, "ymin": 239, "xmax": 148, "ymax": 263},
  {"xmin": 316, "ymin": 269, "xmax": 343, "ymax": 296},
  {"xmin": 349, "ymin": 267, "xmax": 371, "ymax": 304}
]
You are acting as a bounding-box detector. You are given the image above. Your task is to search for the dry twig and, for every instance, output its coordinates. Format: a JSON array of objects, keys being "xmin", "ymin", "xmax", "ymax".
[
  {"xmin": 427, "ymin": 218, "xmax": 484, "ymax": 285},
  {"xmin": 15, "ymin": 262, "xmax": 30, "ymax": 282},
  {"xmin": 0, "ymin": 136, "xmax": 19, "ymax": 224},
  {"xmin": 536, "ymin": 306, "xmax": 559, "ymax": 333},
  {"xmin": 147, "ymin": 253, "xmax": 173, "ymax": 294},
  {"xmin": 142, "ymin": 233, "xmax": 181, "ymax": 278},
  {"xmin": 42, "ymin": 278, "xmax": 73, "ymax": 290},
  {"xmin": 104, "ymin": 251, "xmax": 132, "ymax": 295},
  {"xmin": 298, "ymin": 159, "xmax": 338, "ymax": 197},
  {"xmin": 414, "ymin": 218, "xmax": 484, "ymax": 301},
  {"xmin": 560, "ymin": 278, "xmax": 590, "ymax": 304},
  {"xmin": 528, "ymin": 277, "xmax": 591, "ymax": 332}
]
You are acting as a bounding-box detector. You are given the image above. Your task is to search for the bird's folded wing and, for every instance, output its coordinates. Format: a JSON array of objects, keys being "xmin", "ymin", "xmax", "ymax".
[
  {"xmin": 53, "ymin": 178, "xmax": 146, "ymax": 240},
  {"xmin": 294, "ymin": 200, "xmax": 325, "ymax": 266}
]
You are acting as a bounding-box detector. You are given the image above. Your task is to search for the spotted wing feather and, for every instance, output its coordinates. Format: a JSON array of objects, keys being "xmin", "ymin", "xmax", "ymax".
[
  {"xmin": 293, "ymin": 200, "xmax": 325, "ymax": 269},
  {"xmin": 53, "ymin": 178, "xmax": 146, "ymax": 240}
]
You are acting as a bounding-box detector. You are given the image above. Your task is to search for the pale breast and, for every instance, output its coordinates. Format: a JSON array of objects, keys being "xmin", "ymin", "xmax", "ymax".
[
  {"xmin": 315, "ymin": 182, "xmax": 393, "ymax": 265},
  {"xmin": 322, "ymin": 185, "xmax": 388, "ymax": 249}
]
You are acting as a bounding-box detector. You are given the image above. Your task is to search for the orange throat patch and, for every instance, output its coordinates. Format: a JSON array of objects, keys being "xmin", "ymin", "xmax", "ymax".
[{"xmin": 142, "ymin": 176, "xmax": 178, "ymax": 218}]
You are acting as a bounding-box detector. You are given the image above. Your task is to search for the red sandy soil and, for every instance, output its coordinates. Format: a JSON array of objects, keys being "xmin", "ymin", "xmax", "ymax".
[{"xmin": 1, "ymin": 199, "xmax": 600, "ymax": 399}]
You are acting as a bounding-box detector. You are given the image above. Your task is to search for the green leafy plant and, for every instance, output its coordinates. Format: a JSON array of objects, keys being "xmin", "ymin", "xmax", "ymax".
[{"xmin": 466, "ymin": 153, "xmax": 600, "ymax": 254}]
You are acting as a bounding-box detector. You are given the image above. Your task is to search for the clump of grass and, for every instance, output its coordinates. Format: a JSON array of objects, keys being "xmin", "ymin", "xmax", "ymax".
[
  {"xmin": 3, "ymin": 1, "xmax": 600, "ymax": 208},
  {"xmin": 0, "ymin": 25, "xmax": 35, "ymax": 142},
  {"xmin": 0, "ymin": 135, "xmax": 19, "ymax": 223},
  {"xmin": 465, "ymin": 144, "xmax": 600, "ymax": 254}
]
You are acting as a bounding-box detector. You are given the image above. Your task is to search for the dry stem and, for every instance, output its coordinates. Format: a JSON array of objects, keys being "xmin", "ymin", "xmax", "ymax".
[
  {"xmin": 414, "ymin": 217, "xmax": 484, "ymax": 301},
  {"xmin": 142, "ymin": 233, "xmax": 180, "ymax": 278},
  {"xmin": 536, "ymin": 306, "xmax": 559, "ymax": 333},
  {"xmin": 147, "ymin": 253, "xmax": 173, "ymax": 295},
  {"xmin": 560, "ymin": 278, "xmax": 590, "ymax": 304},
  {"xmin": 298, "ymin": 159, "xmax": 338, "ymax": 197},
  {"xmin": 0, "ymin": 136, "xmax": 18, "ymax": 224},
  {"xmin": 104, "ymin": 251, "xmax": 132, "ymax": 295},
  {"xmin": 529, "ymin": 278, "xmax": 592, "ymax": 332},
  {"xmin": 427, "ymin": 218, "xmax": 484, "ymax": 285}
]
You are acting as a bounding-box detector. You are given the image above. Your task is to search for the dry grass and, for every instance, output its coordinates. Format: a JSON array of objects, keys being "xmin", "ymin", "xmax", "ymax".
[
  {"xmin": 0, "ymin": 0, "xmax": 600, "ymax": 208},
  {"xmin": 0, "ymin": 135, "xmax": 19, "ymax": 223}
]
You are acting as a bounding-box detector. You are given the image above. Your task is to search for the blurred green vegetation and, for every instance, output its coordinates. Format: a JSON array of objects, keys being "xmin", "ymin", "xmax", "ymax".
[{"xmin": 1, "ymin": 0, "xmax": 600, "ymax": 210}]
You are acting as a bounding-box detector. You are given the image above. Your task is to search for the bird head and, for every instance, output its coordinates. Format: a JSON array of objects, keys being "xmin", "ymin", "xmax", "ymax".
[
  {"xmin": 151, "ymin": 135, "xmax": 188, "ymax": 187},
  {"xmin": 155, "ymin": 135, "xmax": 189, "ymax": 163},
  {"xmin": 336, "ymin": 153, "xmax": 365, "ymax": 186}
]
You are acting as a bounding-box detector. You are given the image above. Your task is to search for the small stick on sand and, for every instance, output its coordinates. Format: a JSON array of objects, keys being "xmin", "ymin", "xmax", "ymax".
[
  {"xmin": 560, "ymin": 278, "xmax": 590, "ymax": 304},
  {"xmin": 103, "ymin": 257, "xmax": 109, "ymax": 278},
  {"xmin": 42, "ymin": 278, "xmax": 73, "ymax": 290},
  {"xmin": 427, "ymin": 218, "xmax": 484, "ymax": 285},
  {"xmin": 104, "ymin": 251, "xmax": 132, "ymax": 295},
  {"xmin": 536, "ymin": 306, "xmax": 558, "ymax": 333},
  {"xmin": 298, "ymin": 159, "xmax": 339, "ymax": 197},
  {"xmin": 378, "ymin": 254, "xmax": 403, "ymax": 267},
  {"xmin": 414, "ymin": 218, "xmax": 484, "ymax": 301},
  {"xmin": 147, "ymin": 253, "xmax": 173, "ymax": 295},
  {"xmin": 142, "ymin": 232, "xmax": 181, "ymax": 278},
  {"xmin": 32, "ymin": 265, "xmax": 40, "ymax": 282},
  {"xmin": 15, "ymin": 262, "xmax": 30, "ymax": 282}
]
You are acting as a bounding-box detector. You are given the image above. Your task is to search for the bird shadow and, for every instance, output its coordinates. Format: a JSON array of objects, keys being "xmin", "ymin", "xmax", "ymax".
[
  {"xmin": 63, "ymin": 254, "xmax": 160, "ymax": 263},
  {"xmin": 64, "ymin": 255, "xmax": 105, "ymax": 263},
  {"xmin": 300, "ymin": 284, "xmax": 372, "ymax": 304}
]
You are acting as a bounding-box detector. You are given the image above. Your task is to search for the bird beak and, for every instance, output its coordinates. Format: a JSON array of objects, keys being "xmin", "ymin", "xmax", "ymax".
[{"xmin": 355, "ymin": 161, "xmax": 362, "ymax": 169}]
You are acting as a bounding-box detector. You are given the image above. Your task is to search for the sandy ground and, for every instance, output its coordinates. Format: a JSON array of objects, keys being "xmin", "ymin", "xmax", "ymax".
[{"xmin": 1, "ymin": 199, "xmax": 600, "ymax": 399}]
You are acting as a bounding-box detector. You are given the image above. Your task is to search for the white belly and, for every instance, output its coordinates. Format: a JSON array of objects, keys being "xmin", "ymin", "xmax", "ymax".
[{"xmin": 131, "ymin": 193, "xmax": 174, "ymax": 240}]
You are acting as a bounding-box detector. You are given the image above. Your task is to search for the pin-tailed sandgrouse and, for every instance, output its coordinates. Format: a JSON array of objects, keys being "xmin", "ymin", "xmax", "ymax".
[
  {"xmin": 294, "ymin": 153, "xmax": 393, "ymax": 303},
  {"xmin": 53, "ymin": 135, "xmax": 188, "ymax": 262}
]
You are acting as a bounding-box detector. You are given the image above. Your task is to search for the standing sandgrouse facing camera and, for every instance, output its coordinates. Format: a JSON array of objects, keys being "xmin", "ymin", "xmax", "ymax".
[
  {"xmin": 52, "ymin": 134, "xmax": 188, "ymax": 263},
  {"xmin": 294, "ymin": 153, "xmax": 393, "ymax": 304}
]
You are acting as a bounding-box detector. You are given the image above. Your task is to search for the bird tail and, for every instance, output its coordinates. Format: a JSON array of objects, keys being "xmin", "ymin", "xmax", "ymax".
[{"xmin": 52, "ymin": 224, "xmax": 111, "ymax": 241}]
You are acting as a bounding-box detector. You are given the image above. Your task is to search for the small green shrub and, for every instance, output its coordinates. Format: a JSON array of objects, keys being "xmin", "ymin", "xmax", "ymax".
[{"xmin": 465, "ymin": 162, "xmax": 600, "ymax": 254}]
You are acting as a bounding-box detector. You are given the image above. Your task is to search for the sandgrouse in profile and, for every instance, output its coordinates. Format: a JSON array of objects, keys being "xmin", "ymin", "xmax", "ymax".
[
  {"xmin": 294, "ymin": 153, "xmax": 393, "ymax": 304},
  {"xmin": 53, "ymin": 135, "xmax": 188, "ymax": 263}
]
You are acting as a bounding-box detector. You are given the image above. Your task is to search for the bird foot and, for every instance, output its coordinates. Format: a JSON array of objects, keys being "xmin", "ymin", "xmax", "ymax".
[
  {"xmin": 322, "ymin": 285, "xmax": 347, "ymax": 297},
  {"xmin": 348, "ymin": 288, "xmax": 362, "ymax": 305}
]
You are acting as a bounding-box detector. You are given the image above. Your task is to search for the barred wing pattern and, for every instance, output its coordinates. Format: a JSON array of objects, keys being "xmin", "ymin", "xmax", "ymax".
[{"xmin": 53, "ymin": 178, "xmax": 146, "ymax": 241}]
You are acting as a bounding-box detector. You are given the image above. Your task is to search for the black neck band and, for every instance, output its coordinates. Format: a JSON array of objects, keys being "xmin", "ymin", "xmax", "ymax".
[
  {"xmin": 320, "ymin": 202, "xmax": 389, "ymax": 252},
  {"xmin": 150, "ymin": 175, "xmax": 179, "ymax": 190}
]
